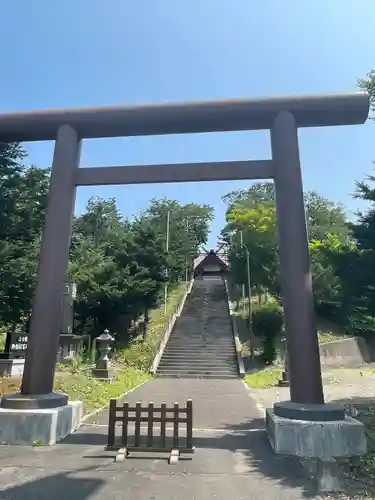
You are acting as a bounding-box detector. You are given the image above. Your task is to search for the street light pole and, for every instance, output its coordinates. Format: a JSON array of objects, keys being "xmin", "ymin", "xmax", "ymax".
[{"xmin": 164, "ymin": 210, "xmax": 170, "ymax": 315}]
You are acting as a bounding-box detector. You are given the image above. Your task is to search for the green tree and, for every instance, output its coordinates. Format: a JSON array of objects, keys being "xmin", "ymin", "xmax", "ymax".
[
  {"xmin": 221, "ymin": 182, "xmax": 275, "ymax": 208},
  {"xmin": 73, "ymin": 197, "xmax": 124, "ymax": 244},
  {"xmin": 0, "ymin": 143, "xmax": 50, "ymax": 327},
  {"xmin": 309, "ymin": 234, "xmax": 345, "ymax": 307},
  {"xmin": 332, "ymin": 172, "xmax": 375, "ymax": 335},
  {"xmin": 304, "ymin": 191, "xmax": 350, "ymax": 242},
  {"xmin": 0, "ymin": 143, "xmax": 50, "ymax": 243},
  {"xmin": 0, "ymin": 239, "xmax": 41, "ymax": 326},
  {"xmin": 221, "ymin": 182, "xmax": 351, "ymax": 303},
  {"xmin": 0, "ymin": 142, "xmax": 26, "ymax": 241},
  {"xmin": 358, "ymin": 70, "xmax": 375, "ymax": 115},
  {"xmin": 69, "ymin": 197, "xmax": 168, "ymax": 339},
  {"xmin": 226, "ymin": 202, "xmax": 279, "ymax": 295},
  {"xmin": 334, "ymin": 70, "xmax": 375, "ymax": 333},
  {"xmin": 141, "ymin": 198, "xmax": 214, "ymax": 282},
  {"xmin": 0, "ymin": 144, "xmax": 210, "ymax": 342}
]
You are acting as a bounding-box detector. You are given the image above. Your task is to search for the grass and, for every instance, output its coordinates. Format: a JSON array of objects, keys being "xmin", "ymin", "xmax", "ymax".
[
  {"xmin": 54, "ymin": 368, "xmax": 151, "ymax": 414},
  {"xmin": 316, "ymin": 317, "xmax": 348, "ymax": 344},
  {"xmin": 0, "ymin": 283, "xmax": 187, "ymax": 414},
  {"xmin": 244, "ymin": 366, "xmax": 282, "ymax": 389},
  {"xmin": 116, "ymin": 283, "xmax": 187, "ymax": 370},
  {"xmin": 0, "ymin": 368, "xmax": 151, "ymax": 415},
  {"xmin": 335, "ymin": 402, "xmax": 375, "ymax": 496}
]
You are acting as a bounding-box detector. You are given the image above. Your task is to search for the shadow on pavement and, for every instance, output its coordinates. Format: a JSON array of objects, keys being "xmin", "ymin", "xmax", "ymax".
[
  {"xmin": 63, "ymin": 415, "xmax": 318, "ymax": 497},
  {"xmin": 3, "ymin": 396, "xmax": 371, "ymax": 499},
  {"xmin": 56, "ymin": 386, "xmax": 375, "ymax": 498},
  {"xmin": 0, "ymin": 466, "xmax": 105, "ymax": 500},
  {"xmin": 217, "ymin": 418, "xmax": 317, "ymax": 498},
  {"xmin": 61, "ymin": 430, "xmax": 108, "ymax": 446}
]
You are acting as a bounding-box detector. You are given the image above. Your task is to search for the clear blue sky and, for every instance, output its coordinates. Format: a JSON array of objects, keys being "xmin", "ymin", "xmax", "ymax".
[{"xmin": 2, "ymin": 0, "xmax": 375, "ymax": 248}]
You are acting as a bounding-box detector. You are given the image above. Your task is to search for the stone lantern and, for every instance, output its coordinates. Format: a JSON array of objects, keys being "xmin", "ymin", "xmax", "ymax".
[{"xmin": 91, "ymin": 329, "xmax": 115, "ymax": 381}]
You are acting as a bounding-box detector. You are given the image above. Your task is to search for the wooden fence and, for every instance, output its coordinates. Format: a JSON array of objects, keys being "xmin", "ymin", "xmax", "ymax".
[{"xmin": 106, "ymin": 399, "xmax": 194, "ymax": 464}]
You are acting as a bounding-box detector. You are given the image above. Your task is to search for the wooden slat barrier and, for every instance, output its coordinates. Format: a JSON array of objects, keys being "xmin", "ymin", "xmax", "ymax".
[{"xmin": 106, "ymin": 399, "xmax": 194, "ymax": 464}]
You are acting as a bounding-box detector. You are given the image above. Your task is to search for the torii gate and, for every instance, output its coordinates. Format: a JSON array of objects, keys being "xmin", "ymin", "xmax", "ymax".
[{"xmin": 0, "ymin": 92, "xmax": 369, "ymax": 415}]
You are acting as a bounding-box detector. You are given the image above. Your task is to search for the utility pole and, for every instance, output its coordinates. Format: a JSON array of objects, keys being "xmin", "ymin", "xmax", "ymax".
[
  {"xmin": 164, "ymin": 210, "xmax": 170, "ymax": 315},
  {"xmin": 238, "ymin": 230, "xmax": 254, "ymax": 360},
  {"xmin": 185, "ymin": 218, "xmax": 189, "ymax": 283},
  {"xmin": 240, "ymin": 231, "xmax": 246, "ymax": 316},
  {"xmin": 244, "ymin": 245, "xmax": 254, "ymax": 360},
  {"xmin": 184, "ymin": 215, "xmax": 201, "ymax": 284}
]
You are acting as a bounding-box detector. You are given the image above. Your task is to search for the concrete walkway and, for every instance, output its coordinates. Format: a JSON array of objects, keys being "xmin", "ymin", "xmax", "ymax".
[
  {"xmin": 86, "ymin": 378, "xmax": 263, "ymax": 428},
  {"xmin": 0, "ymin": 378, "xmax": 319, "ymax": 499}
]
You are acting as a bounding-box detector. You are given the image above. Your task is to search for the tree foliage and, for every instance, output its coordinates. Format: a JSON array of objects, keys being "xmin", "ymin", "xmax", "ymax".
[
  {"xmin": 221, "ymin": 182, "xmax": 350, "ymax": 301},
  {"xmin": 0, "ymin": 143, "xmax": 50, "ymax": 326},
  {"xmin": 140, "ymin": 198, "xmax": 214, "ymax": 282},
  {"xmin": 0, "ymin": 144, "xmax": 213, "ymax": 340},
  {"xmin": 221, "ymin": 157, "xmax": 375, "ymax": 339},
  {"xmin": 333, "ymin": 172, "xmax": 375, "ymax": 335},
  {"xmin": 358, "ymin": 70, "xmax": 375, "ymax": 116},
  {"xmin": 220, "ymin": 67, "xmax": 375, "ymax": 340}
]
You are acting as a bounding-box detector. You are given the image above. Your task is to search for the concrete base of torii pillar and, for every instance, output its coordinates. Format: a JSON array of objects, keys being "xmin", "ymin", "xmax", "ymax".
[
  {"xmin": 0, "ymin": 393, "xmax": 83, "ymax": 446},
  {"xmin": 266, "ymin": 401, "xmax": 366, "ymax": 493}
]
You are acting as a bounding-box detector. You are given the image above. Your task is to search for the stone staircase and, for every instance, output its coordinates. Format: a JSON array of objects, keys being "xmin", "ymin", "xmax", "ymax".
[{"xmin": 156, "ymin": 277, "xmax": 239, "ymax": 378}]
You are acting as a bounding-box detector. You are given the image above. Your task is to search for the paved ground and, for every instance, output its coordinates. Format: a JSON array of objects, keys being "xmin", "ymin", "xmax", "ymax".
[
  {"xmin": 252, "ymin": 367, "xmax": 375, "ymax": 412},
  {"xmin": 87, "ymin": 378, "xmax": 263, "ymax": 428},
  {"xmin": 0, "ymin": 377, "xmax": 317, "ymax": 500}
]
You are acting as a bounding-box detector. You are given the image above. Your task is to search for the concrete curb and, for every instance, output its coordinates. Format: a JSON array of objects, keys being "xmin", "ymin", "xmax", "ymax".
[
  {"xmin": 80, "ymin": 379, "xmax": 150, "ymax": 425},
  {"xmin": 149, "ymin": 279, "xmax": 194, "ymax": 375},
  {"xmin": 224, "ymin": 279, "xmax": 246, "ymax": 378}
]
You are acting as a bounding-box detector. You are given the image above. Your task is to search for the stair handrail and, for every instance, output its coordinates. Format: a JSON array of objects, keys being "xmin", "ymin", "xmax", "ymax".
[
  {"xmin": 149, "ymin": 278, "xmax": 194, "ymax": 375},
  {"xmin": 224, "ymin": 278, "xmax": 246, "ymax": 378}
]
